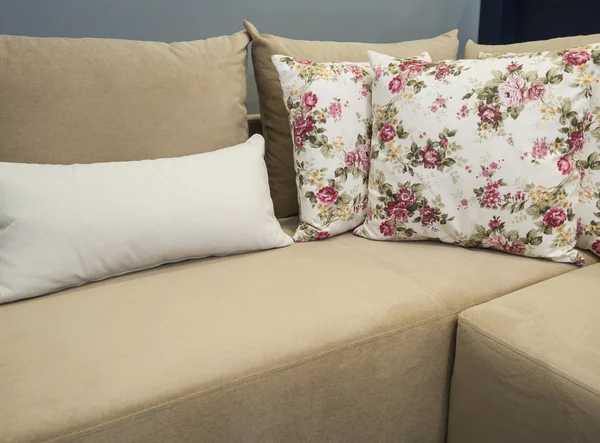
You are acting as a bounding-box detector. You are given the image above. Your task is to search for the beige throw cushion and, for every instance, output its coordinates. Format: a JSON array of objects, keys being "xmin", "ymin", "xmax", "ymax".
[
  {"xmin": 464, "ymin": 33, "xmax": 600, "ymax": 59},
  {"xmin": 244, "ymin": 20, "xmax": 460, "ymax": 217},
  {"xmin": 0, "ymin": 32, "xmax": 250, "ymax": 164}
]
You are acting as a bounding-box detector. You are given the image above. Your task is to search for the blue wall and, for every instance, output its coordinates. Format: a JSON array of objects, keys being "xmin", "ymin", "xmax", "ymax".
[{"xmin": 0, "ymin": 0, "xmax": 480, "ymax": 113}]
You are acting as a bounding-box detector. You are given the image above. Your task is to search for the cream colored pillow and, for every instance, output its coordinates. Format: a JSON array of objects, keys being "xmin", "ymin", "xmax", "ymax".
[
  {"xmin": 244, "ymin": 20, "xmax": 460, "ymax": 217},
  {"xmin": 0, "ymin": 135, "xmax": 293, "ymax": 304},
  {"xmin": 0, "ymin": 32, "xmax": 250, "ymax": 164},
  {"xmin": 464, "ymin": 33, "xmax": 600, "ymax": 59}
]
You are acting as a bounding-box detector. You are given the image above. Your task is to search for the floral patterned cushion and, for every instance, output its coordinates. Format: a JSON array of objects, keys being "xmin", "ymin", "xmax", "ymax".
[
  {"xmin": 479, "ymin": 46, "xmax": 600, "ymax": 258},
  {"xmin": 355, "ymin": 48, "xmax": 599, "ymax": 264},
  {"xmin": 272, "ymin": 54, "xmax": 431, "ymax": 242}
]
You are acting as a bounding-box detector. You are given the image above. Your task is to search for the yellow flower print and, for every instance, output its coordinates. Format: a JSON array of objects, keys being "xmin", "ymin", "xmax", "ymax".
[
  {"xmin": 388, "ymin": 146, "xmax": 402, "ymax": 161},
  {"xmin": 556, "ymin": 227, "xmax": 573, "ymax": 247},
  {"xmin": 589, "ymin": 223, "xmax": 600, "ymax": 235},
  {"xmin": 579, "ymin": 188, "xmax": 594, "ymax": 204},
  {"xmin": 555, "ymin": 193, "xmax": 570, "ymax": 208},
  {"xmin": 335, "ymin": 205, "xmax": 352, "ymax": 220},
  {"xmin": 578, "ymin": 65, "xmax": 588, "ymax": 73},
  {"xmin": 580, "ymin": 73, "xmax": 594, "ymax": 87},
  {"xmin": 403, "ymin": 92, "xmax": 414, "ymax": 100},
  {"xmin": 308, "ymin": 170, "xmax": 324, "ymax": 185},
  {"xmin": 529, "ymin": 185, "xmax": 552, "ymax": 207},
  {"xmin": 332, "ymin": 136, "xmax": 345, "ymax": 150},
  {"xmin": 373, "ymin": 207, "xmax": 384, "ymax": 219}
]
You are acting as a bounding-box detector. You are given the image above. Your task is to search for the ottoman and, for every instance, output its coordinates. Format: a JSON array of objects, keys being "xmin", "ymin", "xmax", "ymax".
[{"xmin": 447, "ymin": 263, "xmax": 600, "ymax": 443}]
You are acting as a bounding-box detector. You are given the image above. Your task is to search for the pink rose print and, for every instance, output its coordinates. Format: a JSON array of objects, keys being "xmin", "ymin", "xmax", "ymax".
[
  {"xmin": 506, "ymin": 63, "xmax": 519, "ymax": 73},
  {"xmin": 526, "ymin": 81, "xmax": 546, "ymax": 101},
  {"xmin": 293, "ymin": 114, "xmax": 315, "ymax": 148},
  {"xmin": 498, "ymin": 77, "xmax": 527, "ymax": 107},
  {"xmin": 301, "ymin": 92, "xmax": 318, "ymax": 111},
  {"xmin": 388, "ymin": 75, "xmax": 405, "ymax": 94},
  {"xmin": 397, "ymin": 188, "xmax": 417, "ymax": 207},
  {"xmin": 400, "ymin": 60, "xmax": 425, "ymax": 75},
  {"xmin": 439, "ymin": 138, "xmax": 449, "ymax": 147},
  {"xmin": 482, "ymin": 181, "xmax": 502, "ymax": 209},
  {"xmin": 488, "ymin": 219, "xmax": 501, "ymax": 230},
  {"xmin": 379, "ymin": 124, "xmax": 396, "ymax": 142},
  {"xmin": 434, "ymin": 63, "xmax": 451, "ymax": 80},
  {"xmin": 577, "ymin": 220, "xmax": 585, "ymax": 238},
  {"xmin": 316, "ymin": 186, "xmax": 339, "ymax": 205},
  {"xmin": 592, "ymin": 240, "xmax": 600, "ymax": 255},
  {"xmin": 380, "ymin": 221, "xmax": 394, "ymax": 237},
  {"xmin": 437, "ymin": 97, "xmax": 447, "ymax": 106},
  {"xmin": 344, "ymin": 151, "xmax": 357, "ymax": 168},
  {"xmin": 557, "ymin": 156, "xmax": 574, "ymax": 175},
  {"xmin": 490, "ymin": 162, "xmax": 499, "ymax": 170},
  {"xmin": 482, "ymin": 234, "xmax": 509, "ymax": 251},
  {"xmin": 293, "ymin": 58, "xmax": 313, "ymax": 66},
  {"xmin": 477, "ymin": 105, "xmax": 502, "ymax": 123},
  {"xmin": 542, "ymin": 207, "xmax": 567, "ymax": 228},
  {"xmin": 420, "ymin": 146, "xmax": 439, "ymax": 169},
  {"xmin": 461, "ymin": 199, "xmax": 469, "ymax": 207},
  {"xmin": 356, "ymin": 144, "xmax": 371, "ymax": 172},
  {"xmin": 314, "ymin": 231, "xmax": 330, "ymax": 240},
  {"xmin": 419, "ymin": 205, "xmax": 438, "ymax": 227},
  {"xmin": 375, "ymin": 66, "xmax": 383, "ymax": 80},
  {"xmin": 568, "ymin": 130, "xmax": 584, "ymax": 153},
  {"xmin": 430, "ymin": 105, "xmax": 439, "ymax": 113},
  {"xmin": 482, "ymin": 169, "xmax": 491, "ymax": 178},
  {"xmin": 562, "ymin": 50, "xmax": 591, "ymax": 66},
  {"xmin": 386, "ymin": 201, "xmax": 409, "ymax": 222},
  {"xmin": 532, "ymin": 140, "xmax": 549, "ymax": 160},
  {"xmin": 350, "ymin": 65, "xmax": 364, "ymax": 81},
  {"xmin": 509, "ymin": 242, "xmax": 527, "ymax": 255},
  {"xmin": 328, "ymin": 101, "xmax": 342, "ymax": 119},
  {"xmin": 457, "ymin": 104, "xmax": 470, "ymax": 119}
]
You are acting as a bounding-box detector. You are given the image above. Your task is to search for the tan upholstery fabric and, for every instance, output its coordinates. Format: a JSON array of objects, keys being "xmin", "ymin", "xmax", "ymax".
[
  {"xmin": 0, "ymin": 229, "xmax": 596, "ymax": 442},
  {"xmin": 448, "ymin": 264, "xmax": 600, "ymax": 443},
  {"xmin": 0, "ymin": 32, "xmax": 250, "ymax": 164},
  {"xmin": 244, "ymin": 21, "xmax": 460, "ymax": 217},
  {"xmin": 464, "ymin": 33, "xmax": 600, "ymax": 59}
]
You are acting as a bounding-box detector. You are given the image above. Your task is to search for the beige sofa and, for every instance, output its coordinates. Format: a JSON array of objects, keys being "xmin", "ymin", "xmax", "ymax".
[
  {"xmin": 1, "ymin": 30, "xmax": 600, "ymax": 442},
  {"xmin": 0, "ymin": 116, "xmax": 597, "ymax": 443}
]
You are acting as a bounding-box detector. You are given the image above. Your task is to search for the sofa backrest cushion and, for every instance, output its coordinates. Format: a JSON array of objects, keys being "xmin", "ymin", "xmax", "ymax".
[
  {"xmin": 0, "ymin": 32, "xmax": 250, "ymax": 164},
  {"xmin": 464, "ymin": 33, "xmax": 600, "ymax": 59}
]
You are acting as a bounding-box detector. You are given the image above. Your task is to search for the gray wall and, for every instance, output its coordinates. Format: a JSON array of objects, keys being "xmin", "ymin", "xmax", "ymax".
[{"xmin": 0, "ymin": 0, "xmax": 480, "ymax": 113}]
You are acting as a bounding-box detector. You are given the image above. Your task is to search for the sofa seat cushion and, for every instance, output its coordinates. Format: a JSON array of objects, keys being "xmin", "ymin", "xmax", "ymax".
[
  {"xmin": 0, "ymin": 224, "xmax": 597, "ymax": 443},
  {"xmin": 448, "ymin": 264, "xmax": 600, "ymax": 443}
]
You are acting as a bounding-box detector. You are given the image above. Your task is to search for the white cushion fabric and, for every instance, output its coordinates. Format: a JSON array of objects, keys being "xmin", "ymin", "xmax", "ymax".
[
  {"xmin": 479, "ymin": 45, "xmax": 600, "ymax": 258},
  {"xmin": 0, "ymin": 134, "xmax": 292, "ymax": 304},
  {"xmin": 356, "ymin": 49, "xmax": 592, "ymax": 264}
]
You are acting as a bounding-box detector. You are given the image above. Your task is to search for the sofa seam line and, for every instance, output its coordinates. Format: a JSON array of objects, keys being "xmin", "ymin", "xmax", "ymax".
[
  {"xmin": 45, "ymin": 311, "xmax": 460, "ymax": 443},
  {"xmin": 339, "ymin": 238, "xmax": 449, "ymax": 307},
  {"xmin": 459, "ymin": 319, "xmax": 600, "ymax": 399}
]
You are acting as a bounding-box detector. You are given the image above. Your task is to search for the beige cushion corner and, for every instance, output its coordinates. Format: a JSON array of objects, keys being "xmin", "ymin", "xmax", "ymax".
[
  {"xmin": 448, "ymin": 263, "xmax": 600, "ymax": 443},
  {"xmin": 0, "ymin": 31, "xmax": 250, "ymax": 164},
  {"xmin": 244, "ymin": 20, "xmax": 459, "ymax": 217},
  {"xmin": 0, "ymin": 229, "xmax": 595, "ymax": 443},
  {"xmin": 464, "ymin": 33, "xmax": 600, "ymax": 59}
]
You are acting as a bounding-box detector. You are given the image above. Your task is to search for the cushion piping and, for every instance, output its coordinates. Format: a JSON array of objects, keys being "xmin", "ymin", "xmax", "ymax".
[{"xmin": 458, "ymin": 318, "xmax": 600, "ymax": 399}]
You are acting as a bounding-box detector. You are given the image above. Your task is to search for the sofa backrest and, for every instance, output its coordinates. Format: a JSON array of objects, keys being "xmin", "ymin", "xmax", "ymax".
[{"xmin": 0, "ymin": 32, "xmax": 250, "ymax": 164}]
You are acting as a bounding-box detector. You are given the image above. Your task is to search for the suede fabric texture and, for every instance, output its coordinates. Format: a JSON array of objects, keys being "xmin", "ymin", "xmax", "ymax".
[
  {"xmin": 0, "ymin": 32, "xmax": 250, "ymax": 164},
  {"xmin": 1, "ymin": 225, "xmax": 597, "ymax": 443},
  {"xmin": 244, "ymin": 20, "xmax": 460, "ymax": 217},
  {"xmin": 464, "ymin": 33, "xmax": 600, "ymax": 59},
  {"xmin": 448, "ymin": 263, "xmax": 600, "ymax": 443}
]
